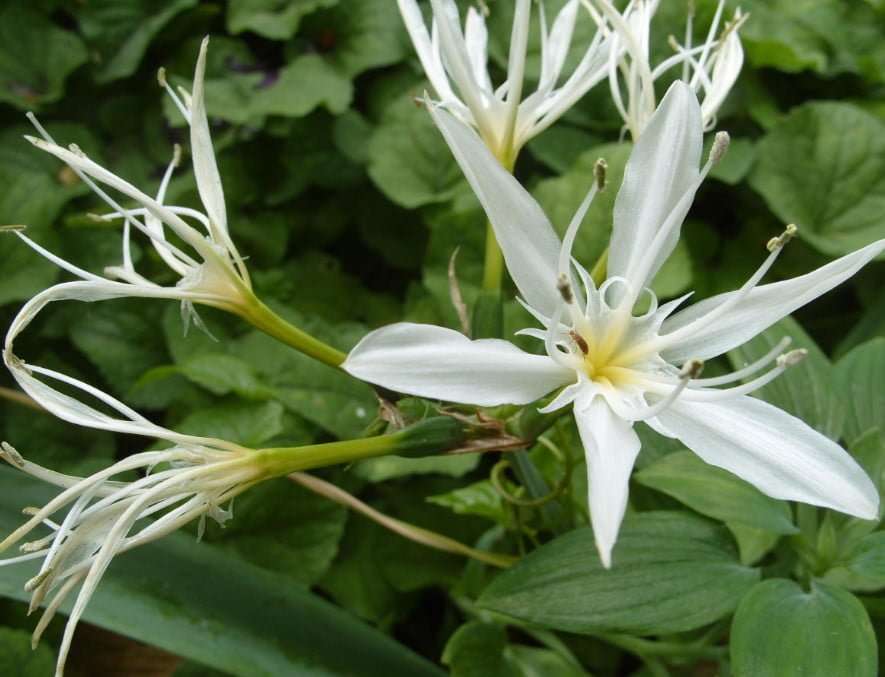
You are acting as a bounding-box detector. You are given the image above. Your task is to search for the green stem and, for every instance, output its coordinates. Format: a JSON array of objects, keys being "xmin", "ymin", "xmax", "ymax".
[
  {"xmin": 258, "ymin": 417, "xmax": 464, "ymax": 477},
  {"xmin": 238, "ymin": 297, "xmax": 347, "ymax": 368},
  {"xmin": 599, "ymin": 634, "xmax": 726, "ymax": 661},
  {"xmin": 482, "ymin": 221, "xmax": 505, "ymax": 292}
]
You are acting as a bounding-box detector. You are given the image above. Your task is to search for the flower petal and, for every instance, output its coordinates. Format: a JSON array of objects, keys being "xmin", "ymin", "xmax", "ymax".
[
  {"xmin": 607, "ymin": 81, "xmax": 703, "ymax": 292},
  {"xmin": 190, "ymin": 38, "xmax": 228, "ymax": 238},
  {"xmin": 342, "ymin": 322, "xmax": 573, "ymax": 405},
  {"xmin": 660, "ymin": 238, "xmax": 885, "ymax": 363},
  {"xmin": 655, "ymin": 395, "xmax": 879, "ymax": 519},
  {"xmin": 574, "ymin": 388, "xmax": 641, "ymax": 568},
  {"xmin": 428, "ymin": 104, "xmax": 562, "ymax": 315}
]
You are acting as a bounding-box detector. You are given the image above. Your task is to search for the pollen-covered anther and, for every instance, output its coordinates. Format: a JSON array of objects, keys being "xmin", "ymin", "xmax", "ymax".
[
  {"xmin": 680, "ymin": 358, "xmax": 705, "ymax": 380},
  {"xmin": 67, "ymin": 143, "xmax": 84, "ymax": 157},
  {"xmin": 767, "ymin": 223, "xmax": 799, "ymax": 252},
  {"xmin": 172, "ymin": 143, "xmax": 182, "ymax": 167},
  {"xmin": 157, "ymin": 67, "xmax": 167, "ymax": 87},
  {"xmin": 594, "ymin": 158, "xmax": 608, "ymax": 191},
  {"xmin": 0, "ymin": 225, "xmax": 27, "ymax": 233},
  {"xmin": 777, "ymin": 348, "xmax": 808, "ymax": 368},
  {"xmin": 709, "ymin": 131, "xmax": 730, "ymax": 165},
  {"xmin": 557, "ymin": 274, "xmax": 573, "ymax": 304},
  {"xmin": 1, "ymin": 442, "xmax": 25, "ymax": 468},
  {"xmin": 25, "ymin": 568, "xmax": 52, "ymax": 592}
]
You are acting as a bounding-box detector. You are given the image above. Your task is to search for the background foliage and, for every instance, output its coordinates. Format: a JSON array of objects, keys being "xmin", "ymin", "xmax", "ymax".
[{"xmin": 0, "ymin": 0, "xmax": 883, "ymax": 675}]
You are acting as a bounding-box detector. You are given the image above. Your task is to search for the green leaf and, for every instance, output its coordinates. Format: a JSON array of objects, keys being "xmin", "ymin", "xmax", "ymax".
[
  {"xmin": 823, "ymin": 532, "xmax": 885, "ymax": 593},
  {"xmin": 173, "ymin": 400, "xmax": 285, "ymax": 447},
  {"xmin": 727, "ymin": 316, "xmax": 844, "ymax": 440},
  {"xmin": 203, "ymin": 478, "xmax": 346, "ymax": 587},
  {"xmin": 74, "ymin": 0, "xmax": 199, "ymax": 83},
  {"xmin": 635, "ymin": 451, "xmax": 798, "ymax": 534},
  {"xmin": 368, "ymin": 92, "xmax": 463, "ymax": 208},
  {"xmin": 0, "ymin": 4, "xmax": 88, "ymax": 110},
  {"xmin": 479, "ymin": 512, "xmax": 759, "ymax": 635},
  {"xmin": 749, "ymin": 101, "xmax": 885, "ymax": 257},
  {"xmin": 300, "ymin": 0, "xmax": 407, "ymax": 77},
  {"xmin": 0, "ymin": 627, "xmax": 55, "ymax": 676},
  {"xmin": 731, "ymin": 579, "xmax": 876, "ymax": 677},
  {"xmin": 0, "ymin": 467, "xmax": 444, "ymax": 677},
  {"xmin": 252, "ymin": 55, "xmax": 352, "ymax": 117},
  {"xmin": 177, "ymin": 353, "xmax": 271, "ymax": 398},
  {"xmin": 835, "ymin": 338, "xmax": 885, "ymax": 444},
  {"xmin": 726, "ymin": 523, "xmax": 784, "ymax": 567},
  {"xmin": 442, "ymin": 621, "xmax": 518, "ymax": 677},
  {"xmin": 227, "ymin": 0, "xmax": 337, "ymax": 40},
  {"xmin": 428, "ymin": 480, "xmax": 514, "ymax": 528}
]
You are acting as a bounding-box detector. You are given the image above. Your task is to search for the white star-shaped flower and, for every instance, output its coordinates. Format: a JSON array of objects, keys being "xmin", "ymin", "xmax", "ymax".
[{"xmin": 343, "ymin": 82, "xmax": 882, "ymax": 566}]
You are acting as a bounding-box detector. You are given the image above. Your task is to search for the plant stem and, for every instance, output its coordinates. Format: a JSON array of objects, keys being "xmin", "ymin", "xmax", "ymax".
[
  {"xmin": 482, "ymin": 221, "xmax": 505, "ymax": 292},
  {"xmin": 237, "ymin": 297, "xmax": 347, "ymax": 368},
  {"xmin": 599, "ymin": 633, "xmax": 726, "ymax": 660},
  {"xmin": 290, "ymin": 472, "xmax": 515, "ymax": 568}
]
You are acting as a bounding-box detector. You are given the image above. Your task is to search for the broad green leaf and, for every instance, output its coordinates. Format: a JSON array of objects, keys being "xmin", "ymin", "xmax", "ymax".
[
  {"xmin": 0, "ymin": 467, "xmax": 444, "ymax": 677},
  {"xmin": 300, "ymin": 0, "xmax": 408, "ymax": 77},
  {"xmin": 749, "ymin": 101, "xmax": 885, "ymax": 257},
  {"xmin": 726, "ymin": 523, "xmax": 783, "ymax": 567},
  {"xmin": 479, "ymin": 512, "xmax": 759, "ymax": 634},
  {"xmin": 635, "ymin": 451, "xmax": 798, "ymax": 534},
  {"xmin": 428, "ymin": 480, "xmax": 514, "ymax": 528},
  {"xmin": 835, "ymin": 338, "xmax": 885, "ymax": 444},
  {"xmin": 203, "ymin": 478, "xmax": 346, "ymax": 587},
  {"xmin": 823, "ymin": 532, "xmax": 885, "ymax": 593},
  {"xmin": 0, "ymin": 4, "xmax": 88, "ymax": 110},
  {"xmin": 368, "ymin": 92, "xmax": 463, "ymax": 208},
  {"xmin": 252, "ymin": 55, "xmax": 352, "ymax": 117},
  {"xmin": 173, "ymin": 400, "xmax": 285, "ymax": 447},
  {"xmin": 731, "ymin": 579, "xmax": 876, "ymax": 677},
  {"xmin": 74, "ymin": 0, "xmax": 199, "ymax": 83},
  {"xmin": 0, "ymin": 627, "xmax": 55, "ymax": 676},
  {"xmin": 442, "ymin": 621, "xmax": 518, "ymax": 677},
  {"xmin": 227, "ymin": 0, "xmax": 337, "ymax": 39},
  {"xmin": 177, "ymin": 353, "xmax": 271, "ymax": 398},
  {"xmin": 727, "ymin": 316, "xmax": 844, "ymax": 440}
]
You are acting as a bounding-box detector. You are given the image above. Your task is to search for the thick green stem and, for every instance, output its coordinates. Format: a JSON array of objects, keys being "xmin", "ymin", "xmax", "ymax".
[
  {"xmin": 258, "ymin": 417, "xmax": 465, "ymax": 477},
  {"xmin": 237, "ymin": 297, "xmax": 347, "ymax": 368},
  {"xmin": 482, "ymin": 221, "xmax": 505, "ymax": 293}
]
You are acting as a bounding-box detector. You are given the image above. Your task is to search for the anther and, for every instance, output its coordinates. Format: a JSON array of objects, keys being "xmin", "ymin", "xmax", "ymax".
[
  {"xmin": 777, "ymin": 348, "xmax": 807, "ymax": 368},
  {"xmin": 0, "ymin": 442, "xmax": 25, "ymax": 467},
  {"xmin": 0, "ymin": 225, "xmax": 26, "ymax": 233},
  {"xmin": 767, "ymin": 223, "xmax": 798, "ymax": 252},
  {"xmin": 594, "ymin": 158, "xmax": 608, "ymax": 191},
  {"xmin": 172, "ymin": 143, "xmax": 182, "ymax": 167},
  {"xmin": 680, "ymin": 358, "xmax": 704, "ymax": 380},
  {"xmin": 67, "ymin": 143, "xmax": 84, "ymax": 157},
  {"xmin": 157, "ymin": 67, "xmax": 167, "ymax": 88},
  {"xmin": 25, "ymin": 568, "xmax": 52, "ymax": 592},
  {"xmin": 557, "ymin": 274, "xmax": 573, "ymax": 304},
  {"xmin": 22, "ymin": 507, "xmax": 39, "ymax": 516},
  {"xmin": 709, "ymin": 131, "xmax": 730, "ymax": 165}
]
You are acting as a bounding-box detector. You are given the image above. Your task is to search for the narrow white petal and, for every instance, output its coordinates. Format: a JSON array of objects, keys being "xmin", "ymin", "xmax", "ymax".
[
  {"xmin": 398, "ymin": 0, "xmax": 460, "ymax": 106},
  {"xmin": 190, "ymin": 37, "xmax": 227, "ymax": 238},
  {"xmin": 342, "ymin": 323, "xmax": 573, "ymax": 406},
  {"xmin": 607, "ymin": 81, "xmax": 702, "ymax": 290},
  {"xmin": 660, "ymin": 239, "xmax": 885, "ymax": 363},
  {"xmin": 657, "ymin": 396, "xmax": 879, "ymax": 519},
  {"xmin": 574, "ymin": 388, "xmax": 641, "ymax": 568},
  {"xmin": 539, "ymin": 0, "xmax": 579, "ymax": 90},
  {"xmin": 463, "ymin": 7, "xmax": 492, "ymax": 92},
  {"xmin": 428, "ymin": 104, "xmax": 562, "ymax": 315}
]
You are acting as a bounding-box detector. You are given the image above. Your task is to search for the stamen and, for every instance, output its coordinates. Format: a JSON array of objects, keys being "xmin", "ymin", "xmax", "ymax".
[
  {"xmin": 693, "ymin": 337, "xmax": 792, "ymax": 386},
  {"xmin": 558, "ymin": 175, "xmax": 601, "ymax": 276},
  {"xmin": 159, "ymin": 68, "xmax": 191, "ymax": 123},
  {"xmin": 653, "ymin": 225, "xmax": 799, "ymax": 354},
  {"xmin": 676, "ymin": 351, "xmax": 804, "ymax": 402},
  {"xmin": 777, "ymin": 348, "xmax": 807, "ymax": 367},
  {"xmin": 708, "ymin": 131, "xmax": 729, "ymax": 164},
  {"xmin": 616, "ymin": 357, "xmax": 704, "ymax": 421},
  {"xmin": 557, "ymin": 274, "xmax": 573, "ymax": 304},
  {"xmin": 25, "ymin": 567, "xmax": 52, "ymax": 592},
  {"xmin": 594, "ymin": 158, "xmax": 608, "ymax": 191}
]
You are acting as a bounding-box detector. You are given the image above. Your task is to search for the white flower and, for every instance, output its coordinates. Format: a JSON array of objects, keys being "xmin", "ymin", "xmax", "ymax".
[
  {"xmin": 343, "ymin": 82, "xmax": 882, "ymax": 567},
  {"xmin": 8, "ymin": 36, "xmax": 253, "ymax": 336},
  {"xmin": 593, "ymin": 0, "xmax": 746, "ymax": 139},
  {"xmin": 0, "ymin": 436, "xmax": 262, "ymax": 677},
  {"xmin": 399, "ymin": 0, "xmax": 617, "ymax": 165}
]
